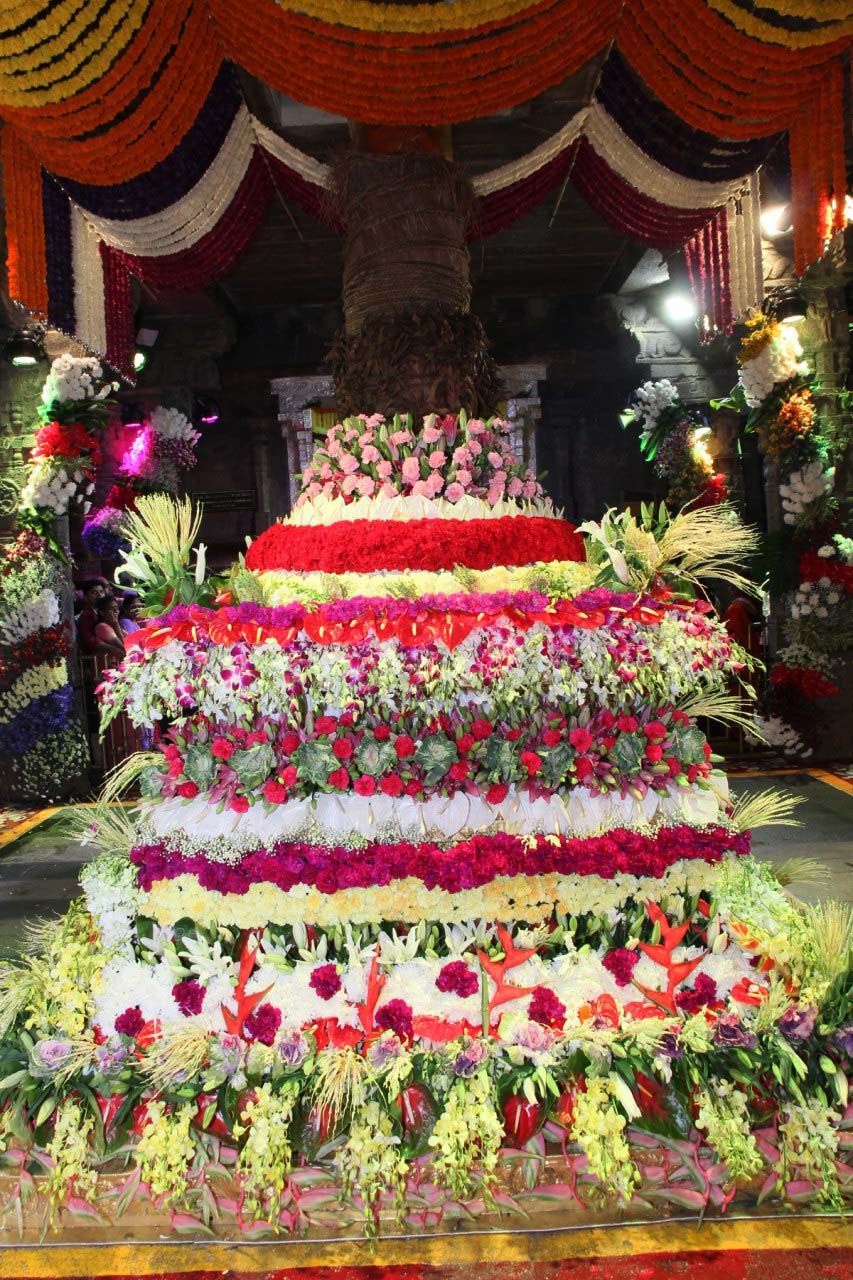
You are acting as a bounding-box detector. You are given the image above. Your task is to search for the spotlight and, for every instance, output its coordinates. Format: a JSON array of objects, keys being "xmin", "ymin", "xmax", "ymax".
[
  {"xmin": 768, "ymin": 285, "xmax": 807, "ymax": 326},
  {"xmin": 133, "ymin": 350, "xmax": 147, "ymax": 372},
  {"xmin": 194, "ymin": 397, "xmax": 220, "ymax": 426},
  {"xmin": 121, "ymin": 401, "xmax": 145, "ymax": 430},
  {"xmin": 663, "ymin": 292, "xmax": 697, "ymax": 325},
  {"xmin": 760, "ymin": 204, "xmax": 792, "ymax": 238},
  {"xmin": 6, "ymin": 327, "xmax": 45, "ymax": 366}
]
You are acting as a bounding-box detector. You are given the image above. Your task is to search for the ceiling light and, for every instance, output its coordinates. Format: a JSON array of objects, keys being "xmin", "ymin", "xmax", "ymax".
[
  {"xmin": 6, "ymin": 328, "xmax": 45, "ymax": 366},
  {"xmin": 133, "ymin": 350, "xmax": 147, "ymax": 372},
  {"xmin": 760, "ymin": 204, "xmax": 792, "ymax": 238},
  {"xmin": 663, "ymin": 292, "xmax": 697, "ymax": 324}
]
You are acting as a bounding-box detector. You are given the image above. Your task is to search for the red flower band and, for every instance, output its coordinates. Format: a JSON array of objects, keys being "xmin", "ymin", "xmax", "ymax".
[{"xmin": 245, "ymin": 516, "xmax": 585, "ymax": 575}]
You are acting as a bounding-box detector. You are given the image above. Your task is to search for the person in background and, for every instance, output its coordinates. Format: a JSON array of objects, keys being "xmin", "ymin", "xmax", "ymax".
[
  {"xmin": 75, "ymin": 578, "xmax": 111, "ymax": 655},
  {"xmin": 117, "ymin": 591, "xmax": 141, "ymax": 636},
  {"xmin": 722, "ymin": 594, "xmax": 763, "ymax": 661},
  {"xmin": 93, "ymin": 594, "xmax": 126, "ymax": 660}
]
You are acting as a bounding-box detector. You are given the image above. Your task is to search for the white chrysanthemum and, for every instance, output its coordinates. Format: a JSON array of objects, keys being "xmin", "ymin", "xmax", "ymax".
[
  {"xmin": 738, "ymin": 326, "xmax": 809, "ymax": 407},
  {"xmin": 780, "ymin": 461, "xmax": 834, "ymax": 525},
  {"xmin": 630, "ymin": 379, "xmax": 680, "ymax": 440},
  {"xmin": 749, "ymin": 714, "xmax": 812, "ymax": 758},
  {"xmin": 41, "ymin": 353, "xmax": 114, "ymax": 405},
  {"xmin": 0, "ymin": 587, "xmax": 60, "ymax": 642},
  {"xmin": 148, "ymin": 405, "xmax": 200, "ymax": 445}
]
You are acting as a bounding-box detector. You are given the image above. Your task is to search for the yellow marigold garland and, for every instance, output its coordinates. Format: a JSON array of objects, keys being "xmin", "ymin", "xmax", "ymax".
[{"xmin": 705, "ymin": 0, "xmax": 853, "ymax": 47}]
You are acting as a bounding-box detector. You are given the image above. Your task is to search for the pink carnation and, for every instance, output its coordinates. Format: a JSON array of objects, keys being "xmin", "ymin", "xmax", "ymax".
[
  {"xmin": 436, "ymin": 960, "xmax": 479, "ymax": 998},
  {"xmin": 445, "ymin": 482, "xmax": 465, "ymax": 503},
  {"xmin": 376, "ymin": 460, "xmax": 393, "ymax": 480},
  {"xmin": 401, "ymin": 456, "xmax": 421, "ymax": 485},
  {"xmin": 309, "ymin": 963, "xmax": 342, "ymax": 1000},
  {"xmin": 375, "ymin": 999, "xmax": 413, "ymax": 1042},
  {"xmin": 422, "ymin": 425, "xmax": 443, "ymax": 444},
  {"xmin": 455, "ymin": 468, "xmax": 472, "ymax": 487},
  {"xmin": 361, "ymin": 445, "xmax": 380, "ymax": 463},
  {"xmin": 507, "ymin": 476, "xmax": 524, "ymax": 498},
  {"xmin": 428, "ymin": 450, "xmax": 447, "ymax": 469},
  {"xmin": 339, "ymin": 453, "xmax": 360, "ymax": 474}
]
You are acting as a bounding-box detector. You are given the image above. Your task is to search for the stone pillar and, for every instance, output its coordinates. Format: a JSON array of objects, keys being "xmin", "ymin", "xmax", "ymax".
[
  {"xmin": 271, "ymin": 374, "xmax": 334, "ymax": 509},
  {"xmin": 498, "ymin": 362, "xmax": 547, "ymax": 474}
]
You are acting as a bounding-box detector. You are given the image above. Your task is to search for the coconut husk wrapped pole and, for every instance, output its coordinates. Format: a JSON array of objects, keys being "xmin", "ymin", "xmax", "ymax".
[{"xmin": 330, "ymin": 149, "xmax": 499, "ymax": 417}]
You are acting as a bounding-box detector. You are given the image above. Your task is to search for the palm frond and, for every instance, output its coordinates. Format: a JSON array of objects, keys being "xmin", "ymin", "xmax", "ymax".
[
  {"xmin": 141, "ymin": 1024, "xmax": 210, "ymax": 1090},
  {"xmin": 679, "ymin": 690, "xmax": 764, "ymax": 737},
  {"xmin": 771, "ymin": 857, "xmax": 830, "ymax": 887},
  {"xmin": 729, "ymin": 788, "xmax": 805, "ymax": 833},
  {"xmin": 60, "ymin": 803, "xmax": 140, "ymax": 858},
  {"xmin": 311, "ymin": 1046, "xmax": 369, "ymax": 1120},
  {"xmin": 99, "ymin": 752, "xmax": 161, "ymax": 805},
  {"xmin": 122, "ymin": 493, "xmax": 201, "ymax": 576}
]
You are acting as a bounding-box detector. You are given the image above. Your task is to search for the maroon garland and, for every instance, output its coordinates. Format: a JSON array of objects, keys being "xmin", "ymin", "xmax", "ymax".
[{"xmin": 684, "ymin": 208, "xmax": 733, "ymax": 340}]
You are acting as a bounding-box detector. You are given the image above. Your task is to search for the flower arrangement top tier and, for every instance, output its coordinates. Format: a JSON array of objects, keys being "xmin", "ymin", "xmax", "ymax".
[{"xmin": 244, "ymin": 410, "xmax": 587, "ymax": 600}]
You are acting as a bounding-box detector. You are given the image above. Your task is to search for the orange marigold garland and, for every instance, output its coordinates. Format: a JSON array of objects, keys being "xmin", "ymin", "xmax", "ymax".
[{"xmin": 758, "ymin": 388, "xmax": 816, "ymax": 464}]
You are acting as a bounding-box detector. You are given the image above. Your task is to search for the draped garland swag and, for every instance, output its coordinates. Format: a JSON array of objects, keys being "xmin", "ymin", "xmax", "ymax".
[{"xmin": 0, "ymin": 0, "xmax": 847, "ymax": 374}]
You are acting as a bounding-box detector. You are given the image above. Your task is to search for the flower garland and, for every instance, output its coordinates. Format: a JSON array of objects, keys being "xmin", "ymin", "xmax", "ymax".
[{"xmin": 621, "ymin": 380, "xmax": 728, "ymax": 509}]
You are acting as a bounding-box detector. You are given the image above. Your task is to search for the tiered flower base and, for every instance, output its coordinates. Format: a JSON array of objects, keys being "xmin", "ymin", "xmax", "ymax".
[{"xmin": 0, "ymin": 414, "xmax": 850, "ymax": 1237}]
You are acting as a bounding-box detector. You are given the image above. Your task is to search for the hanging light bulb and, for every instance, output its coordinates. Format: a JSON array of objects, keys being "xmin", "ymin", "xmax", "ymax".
[
  {"xmin": 760, "ymin": 204, "xmax": 792, "ymax": 238},
  {"xmin": 663, "ymin": 292, "xmax": 697, "ymax": 324}
]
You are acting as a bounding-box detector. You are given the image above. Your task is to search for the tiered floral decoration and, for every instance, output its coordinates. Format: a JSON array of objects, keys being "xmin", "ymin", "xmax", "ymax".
[
  {"xmin": 0, "ymin": 532, "xmax": 88, "ymax": 800},
  {"xmin": 621, "ymin": 381, "xmax": 728, "ymax": 509},
  {"xmin": 0, "ymin": 439, "xmax": 850, "ymax": 1234},
  {"xmin": 716, "ymin": 312, "xmax": 852, "ymax": 756},
  {"xmin": 17, "ymin": 355, "xmax": 116, "ymax": 549},
  {"xmin": 83, "ymin": 405, "xmax": 200, "ymax": 560}
]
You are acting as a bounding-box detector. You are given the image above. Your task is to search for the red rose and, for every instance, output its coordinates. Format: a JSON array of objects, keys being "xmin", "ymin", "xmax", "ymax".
[
  {"xmin": 456, "ymin": 733, "xmax": 475, "ymax": 755},
  {"xmin": 177, "ymin": 781, "xmax": 198, "ymax": 799},
  {"xmin": 643, "ymin": 721, "xmax": 667, "ymax": 740},
  {"xmin": 280, "ymin": 731, "xmax": 300, "ymax": 755},
  {"xmin": 379, "ymin": 774, "xmax": 404, "ymax": 797},
  {"xmin": 542, "ymin": 729, "xmax": 562, "ymax": 748},
  {"xmin": 486, "ymin": 783, "xmax": 509, "ymax": 804},
  {"xmin": 281, "ymin": 764, "xmax": 298, "ymax": 787},
  {"xmin": 263, "ymin": 780, "xmax": 287, "ymax": 805},
  {"xmin": 520, "ymin": 751, "xmax": 542, "ymax": 776},
  {"xmin": 373, "ymin": 724, "xmax": 391, "ymax": 741},
  {"xmin": 617, "ymin": 715, "xmax": 638, "ymax": 733},
  {"xmin": 569, "ymin": 727, "xmax": 593, "ymax": 752},
  {"xmin": 327, "ymin": 767, "xmax": 350, "ymax": 790},
  {"xmin": 230, "ymin": 795, "xmax": 249, "ymax": 813},
  {"xmin": 354, "ymin": 776, "xmax": 376, "ymax": 796},
  {"xmin": 211, "ymin": 737, "xmax": 234, "ymax": 761},
  {"xmin": 395, "ymin": 735, "xmax": 416, "ymax": 760},
  {"xmin": 332, "ymin": 737, "xmax": 354, "ymax": 761},
  {"xmin": 575, "ymin": 757, "xmax": 594, "ymax": 781},
  {"xmin": 315, "ymin": 715, "xmax": 337, "ymax": 735},
  {"xmin": 645, "ymin": 743, "xmax": 664, "ymax": 762},
  {"xmin": 471, "ymin": 719, "xmax": 493, "ymax": 741}
]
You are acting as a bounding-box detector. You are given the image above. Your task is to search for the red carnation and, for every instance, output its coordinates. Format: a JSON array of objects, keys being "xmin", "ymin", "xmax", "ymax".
[
  {"xmin": 281, "ymin": 764, "xmax": 298, "ymax": 787},
  {"xmin": 374, "ymin": 724, "xmax": 391, "ymax": 741},
  {"xmin": 211, "ymin": 737, "xmax": 235, "ymax": 761},
  {"xmin": 643, "ymin": 721, "xmax": 667, "ymax": 740},
  {"xmin": 575, "ymin": 757, "xmax": 594, "ymax": 781},
  {"xmin": 172, "ymin": 979, "xmax": 205, "ymax": 1016},
  {"xmin": 675, "ymin": 974, "xmax": 718, "ymax": 1014},
  {"xmin": 263, "ymin": 780, "xmax": 287, "ymax": 805},
  {"xmin": 542, "ymin": 729, "xmax": 562, "ymax": 748},
  {"xmin": 332, "ymin": 738, "xmax": 354, "ymax": 761},
  {"xmin": 602, "ymin": 948, "xmax": 639, "ymax": 987},
  {"xmin": 471, "ymin": 719, "xmax": 493, "ymax": 741},
  {"xmin": 395, "ymin": 735, "xmax": 416, "ymax": 760},
  {"xmin": 617, "ymin": 715, "xmax": 638, "ymax": 733},
  {"xmin": 569, "ymin": 727, "xmax": 594, "ymax": 752},
  {"xmin": 456, "ymin": 733, "xmax": 475, "ymax": 755},
  {"xmin": 379, "ymin": 774, "xmax": 405, "ymax": 797},
  {"xmin": 327, "ymin": 767, "xmax": 350, "ymax": 790},
  {"xmin": 486, "ymin": 783, "xmax": 509, "ymax": 804},
  {"xmin": 645, "ymin": 743, "xmax": 664, "ymax": 762},
  {"xmin": 436, "ymin": 960, "xmax": 479, "ymax": 998},
  {"xmin": 375, "ymin": 999, "xmax": 414, "ymax": 1042},
  {"xmin": 354, "ymin": 775, "xmax": 377, "ymax": 796},
  {"xmin": 244, "ymin": 1002, "xmax": 281, "ymax": 1045},
  {"xmin": 449, "ymin": 760, "xmax": 469, "ymax": 782},
  {"xmin": 505, "ymin": 728, "xmax": 523, "ymax": 741},
  {"xmin": 309, "ymin": 963, "xmax": 342, "ymax": 1001},
  {"xmin": 404, "ymin": 779, "xmax": 423, "ymax": 797},
  {"xmin": 115, "ymin": 1006, "xmax": 145, "ymax": 1038},
  {"xmin": 315, "ymin": 715, "xmax": 337, "ymax": 735},
  {"xmin": 230, "ymin": 795, "xmax": 249, "ymax": 813},
  {"xmin": 520, "ymin": 751, "xmax": 542, "ymax": 776},
  {"xmin": 528, "ymin": 986, "xmax": 566, "ymax": 1029},
  {"xmin": 280, "ymin": 731, "xmax": 300, "ymax": 755},
  {"xmin": 177, "ymin": 781, "xmax": 199, "ymax": 799}
]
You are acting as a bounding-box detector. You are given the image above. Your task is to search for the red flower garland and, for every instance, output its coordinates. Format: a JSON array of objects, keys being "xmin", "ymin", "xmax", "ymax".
[{"xmin": 245, "ymin": 515, "xmax": 584, "ymax": 576}]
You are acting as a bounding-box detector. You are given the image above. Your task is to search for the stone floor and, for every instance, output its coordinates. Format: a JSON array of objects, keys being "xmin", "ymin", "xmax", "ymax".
[{"xmin": 0, "ymin": 772, "xmax": 850, "ymax": 956}]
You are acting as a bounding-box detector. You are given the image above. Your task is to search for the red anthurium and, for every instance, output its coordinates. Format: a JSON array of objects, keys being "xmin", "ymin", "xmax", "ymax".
[
  {"xmin": 502, "ymin": 1094, "xmax": 545, "ymax": 1147},
  {"xmin": 192, "ymin": 1092, "xmax": 230, "ymax": 1139}
]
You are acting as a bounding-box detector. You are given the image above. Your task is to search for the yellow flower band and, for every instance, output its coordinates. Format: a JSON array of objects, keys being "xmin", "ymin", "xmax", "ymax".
[{"xmin": 140, "ymin": 859, "xmax": 727, "ymax": 930}]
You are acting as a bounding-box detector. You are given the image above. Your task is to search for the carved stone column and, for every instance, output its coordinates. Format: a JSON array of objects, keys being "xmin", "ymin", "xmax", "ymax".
[{"xmin": 271, "ymin": 374, "xmax": 334, "ymax": 509}]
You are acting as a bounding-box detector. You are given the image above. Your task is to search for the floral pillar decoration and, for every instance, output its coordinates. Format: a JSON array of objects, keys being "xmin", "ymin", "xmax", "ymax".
[{"xmin": 620, "ymin": 380, "xmax": 728, "ymax": 509}]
